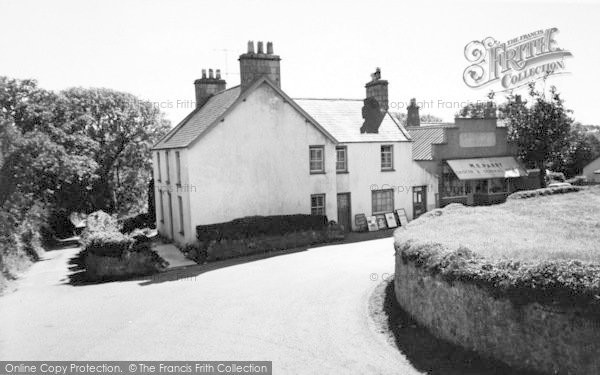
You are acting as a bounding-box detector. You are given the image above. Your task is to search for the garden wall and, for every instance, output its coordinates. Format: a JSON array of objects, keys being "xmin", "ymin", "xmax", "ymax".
[{"xmin": 394, "ymin": 255, "xmax": 600, "ymax": 374}]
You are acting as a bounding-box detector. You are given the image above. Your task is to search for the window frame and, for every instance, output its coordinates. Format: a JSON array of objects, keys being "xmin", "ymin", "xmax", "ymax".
[
  {"xmin": 371, "ymin": 189, "xmax": 394, "ymax": 215},
  {"xmin": 159, "ymin": 190, "xmax": 164, "ymax": 223},
  {"xmin": 165, "ymin": 151, "xmax": 171, "ymax": 184},
  {"xmin": 336, "ymin": 146, "xmax": 348, "ymax": 173},
  {"xmin": 381, "ymin": 145, "xmax": 394, "ymax": 171},
  {"xmin": 309, "ymin": 145, "xmax": 325, "ymax": 174},
  {"xmin": 178, "ymin": 195, "xmax": 184, "ymax": 235},
  {"xmin": 310, "ymin": 194, "xmax": 326, "ymax": 216},
  {"xmin": 157, "ymin": 152, "xmax": 162, "ymax": 182},
  {"xmin": 175, "ymin": 151, "xmax": 181, "ymax": 186}
]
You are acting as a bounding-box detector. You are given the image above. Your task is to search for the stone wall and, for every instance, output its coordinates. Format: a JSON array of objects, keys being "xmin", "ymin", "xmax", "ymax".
[{"xmin": 394, "ymin": 255, "xmax": 600, "ymax": 374}]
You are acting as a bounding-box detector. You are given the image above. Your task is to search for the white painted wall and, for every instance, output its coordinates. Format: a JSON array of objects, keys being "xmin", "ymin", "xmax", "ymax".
[
  {"xmin": 342, "ymin": 141, "xmax": 438, "ymax": 229},
  {"xmin": 182, "ymin": 82, "xmax": 337, "ymax": 244}
]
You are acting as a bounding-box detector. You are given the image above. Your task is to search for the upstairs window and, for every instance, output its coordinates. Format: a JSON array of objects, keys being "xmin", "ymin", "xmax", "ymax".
[
  {"xmin": 381, "ymin": 145, "xmax": 393, "ymax": 171},
  {"xmin": 175, "ymin": 151, "xmax": 181, "ymax": 186},
  {"xmin": 309, "ymin": 146, "xmax": 325, "ymax": 173},
  {"xmin": 336, "ymin": 146, "xmax": 347, "ymax": 173},
  {"xmin": 311, "ymin": 194, "xmax": 326, "ymax": 216}
]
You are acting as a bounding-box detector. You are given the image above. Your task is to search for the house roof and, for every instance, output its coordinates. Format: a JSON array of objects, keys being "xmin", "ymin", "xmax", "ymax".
[
  {"xmin": 153, "ymin": 78, "xmax": 337, "ymax": 150},
  {"xmin": 153, "ymin": 86, "xmax": 241, "ymax": 149},
  {"xmin": 293, "ymin": 98, "xmax": 410, "ymax": 143},
  {"xmin": 406, "ymin": 125, "xmax": 449, "ymax": 160}
]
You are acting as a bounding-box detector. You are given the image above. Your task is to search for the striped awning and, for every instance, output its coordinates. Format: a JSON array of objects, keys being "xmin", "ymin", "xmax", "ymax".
[{"xmin": 447, "ymin": 156, "xmax": 528, "ymax": 180}]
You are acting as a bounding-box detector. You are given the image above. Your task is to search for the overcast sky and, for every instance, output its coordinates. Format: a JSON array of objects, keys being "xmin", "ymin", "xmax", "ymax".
[{"xmin": 0, "ymin": 0, "xmax": 598, "ymax": 126}]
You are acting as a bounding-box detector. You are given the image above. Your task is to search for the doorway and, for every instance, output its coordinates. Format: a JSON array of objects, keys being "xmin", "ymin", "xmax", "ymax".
[
  {"xmin": 412, "ymin": 186, "xmax": 427, "ymax": 219},
  {"xmin": 337, "ymin": 193, "xmax": 351, "ymax": 232}
]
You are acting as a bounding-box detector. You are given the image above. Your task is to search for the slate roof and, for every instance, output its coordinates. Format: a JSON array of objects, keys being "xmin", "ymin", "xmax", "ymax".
[
  {"xmin": 153, "ymin": 86, "xmax": 242, "ymax": 149},
  {"xmin": 293, "ymin": 98, "xmax": 410, "ymax": 143},
  {"xmin": 406, "ymin": 125, "xmax": 450, "ymax": 160}
]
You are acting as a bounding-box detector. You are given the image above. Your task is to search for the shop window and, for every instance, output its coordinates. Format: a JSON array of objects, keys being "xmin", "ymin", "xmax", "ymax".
[
  {"xmin": 441, "ymin": 164, "xmax": 466, "ymax": 197},
  {"xmin": 489, "ymin": 178, "xmax": 508, "ymax": 193},
  {"xmin": 372, "ymin": 189, "xmax": 394, "ymax": 214}
]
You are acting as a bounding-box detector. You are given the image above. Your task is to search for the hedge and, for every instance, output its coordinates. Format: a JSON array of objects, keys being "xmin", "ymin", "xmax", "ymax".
[
  {"xmin": 396, "ymin": 241, "xmax": 600, "ymax": 316},
  {"xmin": 508, "ymin": 185, "xmax": 582, "ymax": 199},
  {"xmin": 119, "ymin": 212, "xmax": 155, "ymax": 234},
  {"xmin": 196, "ymin": 214, "xmax": 329, "ymax": 242}
]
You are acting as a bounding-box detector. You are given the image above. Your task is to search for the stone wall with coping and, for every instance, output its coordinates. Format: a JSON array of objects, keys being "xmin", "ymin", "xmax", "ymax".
[{"xmin": 394, "ymin": 254, "xmax": 600, "ymax": 374}]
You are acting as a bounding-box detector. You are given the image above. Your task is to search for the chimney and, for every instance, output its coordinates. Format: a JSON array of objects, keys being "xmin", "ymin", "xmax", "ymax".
[
  {"xmin": 407, "ymin": 98, "xmax": 420, "ymax": 127},
  {"xmin": 365, "ymin": 67, "xmax": 388, "ymax": 113},
  {"xmin": 194, "ymin": 68, "xmax": 226, "ymax": 108},
  {"xmin": 239, "ymin": 40, "xmax": 281, "ymax": 91}
]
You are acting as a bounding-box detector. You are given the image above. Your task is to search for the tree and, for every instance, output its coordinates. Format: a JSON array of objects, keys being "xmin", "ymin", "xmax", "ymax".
[
  {"xmin": 499, "ymin": 83, "xmax": 572, "ymax": 188},
  {"xmin": 550, "ymin": 123, "xmax": 600, "ymax": 177},
  {"xmin": 60, "ymin": 88, "xmax": 170, "ymax": 214},
  {"xmin": 391, "ymin": 112, "xmax": 445, "ymax": 126}
]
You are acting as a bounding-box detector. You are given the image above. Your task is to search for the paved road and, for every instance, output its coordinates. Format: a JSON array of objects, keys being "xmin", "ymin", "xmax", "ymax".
[{"xmin": 0, "ymin": 238, "xmax": 422, "ymax": 374}]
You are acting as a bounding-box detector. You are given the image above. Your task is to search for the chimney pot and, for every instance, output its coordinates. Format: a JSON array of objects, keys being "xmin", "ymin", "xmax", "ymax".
[
  {"xmin": 247, "ymin": 40, "xmax": 255, "ymax": 53},
  {"xmin": 257, "ymin": 41, "xmax": 264, "ymax": 54},
  {"xmin": 202, "ymin": 69, "xmax": 207, "ymax": 79},
  {"xmin": 267, "ymin": 41, "xmax": 273, "ymax": 54},
  {"xmin": 216, "ymin": 69, "xmax": 221, "ymax": 79},
  {"xmin": 208, "ymin": 69, "xmax": 214, "ymax": 79}
]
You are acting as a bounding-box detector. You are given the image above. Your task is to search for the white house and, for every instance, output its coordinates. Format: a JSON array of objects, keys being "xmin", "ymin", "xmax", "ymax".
[
  {"xmin": 152, "ymin": 41, "xmax": 437, "ymax": 244},
  {"xmin": 583, "ymin": 156, "xmax": 600, "ymax": 183}
]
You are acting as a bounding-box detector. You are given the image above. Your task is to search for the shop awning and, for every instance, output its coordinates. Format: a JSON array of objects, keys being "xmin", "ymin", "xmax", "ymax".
[{"xmin": 446, "ymin": 156, "xmax": 528, "ymax": 180}]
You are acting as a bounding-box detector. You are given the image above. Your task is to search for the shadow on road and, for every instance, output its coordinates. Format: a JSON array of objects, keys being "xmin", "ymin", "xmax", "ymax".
[{"xmin": 380, "ymin": 281, "xmax": 543, "ymax": 375}]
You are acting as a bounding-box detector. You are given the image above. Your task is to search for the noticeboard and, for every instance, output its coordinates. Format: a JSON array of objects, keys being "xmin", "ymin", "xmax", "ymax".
[{"xmin": 396, "ymin": 208, "xmax": 409, "ymax": 227}]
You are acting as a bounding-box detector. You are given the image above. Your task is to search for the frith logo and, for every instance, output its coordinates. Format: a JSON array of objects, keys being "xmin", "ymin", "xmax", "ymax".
[{"xmin": 463, "ymin": 27, "xmax": 573, "ymax": 90}]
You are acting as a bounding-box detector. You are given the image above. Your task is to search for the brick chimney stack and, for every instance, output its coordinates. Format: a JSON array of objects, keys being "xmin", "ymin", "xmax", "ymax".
[
  {"xmin": 239, "ymin": 40, "xmax": 281, "ymax": 91},
  {"xmin": 194, "ymin": 68, "xmax": 226, "ymax": 108},
  {"xmin": 365, "ymin": 68, "xmax": 388, "ymax": 113},
  {"xmin": 407, "ymin": 98, "xmax": 420, "ymax": 127}
]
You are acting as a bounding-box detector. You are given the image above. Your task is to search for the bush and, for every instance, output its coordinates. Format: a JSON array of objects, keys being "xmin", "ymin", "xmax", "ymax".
[
  {"xmin": 119, "ymin": 212, "xmax": 155, "ymax": 234},
  {"xmin": 508, "ymin": 185, "xmax": 582, "ymax": 199},
  {"xmin": 84, "ymin": 231, "xmax": 134, "ymax": 257},
  {"xmin": 196, "ymin": 214, "xmax": 328, "ymax": 242},
  {"xmin": 396, "ymin": 241, "xmax": 600, "ymax": 316},
  {"xmin": 566, "ymin": 175, "xmax": 588, "ymax": 186},
  {"xmin": 182, "ymin": 242, "xmax": 208, "ymax": 264}
]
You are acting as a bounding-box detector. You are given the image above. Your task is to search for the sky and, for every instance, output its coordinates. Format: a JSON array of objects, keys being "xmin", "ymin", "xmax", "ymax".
[{"xmin": 0, "ymin": 0, "xmax": 598, "ymax": 126}]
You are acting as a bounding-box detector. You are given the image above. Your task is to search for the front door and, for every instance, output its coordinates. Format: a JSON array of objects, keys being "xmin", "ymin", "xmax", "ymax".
[
  {"xmin": 412, "ymin": 186, "xmax": 427, "ymax": 219},
  {"xmin": 337, "ymin": 193, "xmax": 351, "ymax": 232}
]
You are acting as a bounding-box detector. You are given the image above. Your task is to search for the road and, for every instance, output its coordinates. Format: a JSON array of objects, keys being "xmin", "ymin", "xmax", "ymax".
[{"xmin": 0, "ymin": 237, "xmax": 422, "ymax": 374}]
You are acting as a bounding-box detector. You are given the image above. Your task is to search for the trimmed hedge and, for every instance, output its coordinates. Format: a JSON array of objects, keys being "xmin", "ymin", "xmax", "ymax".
[
  {"xmin": 396, "ymin": 241, "xmax": 600, "ymax": 316},
  {"xmin": 196, "ymin": 214, "xmax": 328, "ymax": 242},
  {"xmin": 508, "ymin": 185, "xmax": 582, "ymax": 199},
  {"xmin": 84, "ymin": 231, "xmax": 135, "ymax": 258}
]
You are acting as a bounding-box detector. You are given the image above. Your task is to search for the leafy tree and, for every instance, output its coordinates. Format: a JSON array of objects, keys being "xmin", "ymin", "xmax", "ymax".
[
  {"xmin": 391, "ymin": 112, "xmax": 445, "ymax": 126},
  {"xmin": 551, "ymin": 123, "xmax": 600, "ymax": 177},
  {"xmin": 499, "ymin": 83, "xmax": 572, "ymax": 187}
]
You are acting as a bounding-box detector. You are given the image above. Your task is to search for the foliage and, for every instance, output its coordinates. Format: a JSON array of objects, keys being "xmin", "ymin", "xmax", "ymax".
[
  {"xmin": 119, "ymin": 212, "xmax": 155, "ymax": 233},
  {"xmin": 196, "ymin": 214, "xmax": 329, "ymax": 242},
  {"xmin": 84, "ymin": 231, "xmax": 135, "ymax": 258},
  {"xmin": 507, "ymin": 185, "xmax": 582, "ymax": 200},
  {"xmin": 550, "ymin": 122, "xmax": 600, "ymax": 177},
  {"xmin": 498, "ymin": 83, "xmax": 573, "ymax": 187},
  {"xmin": 456, "ymin": 99, "xmax": 496, "ymax": 118}
]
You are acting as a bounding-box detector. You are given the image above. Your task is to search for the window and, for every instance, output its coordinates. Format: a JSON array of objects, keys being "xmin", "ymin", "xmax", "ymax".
[
  {"xmin": 309, "ymin": 146, "xmax": 325, "ymax": 173},
  {"xmin": 311, "ymin": 194, "xmax": 326, "ymax": 215},
  {"xmin": 381, "ymin": 145, "xmax": 393, "ymax": 171},
  {"xmin": 165, "ymin": 151, "xmax": 171, "ymax": 184},
  {"xmin": 178, "ymin": 196, "xmax": 184, "ymax": 234},
  {"xmin": 157, "ymin": 152, "xmax": 162, "ymax": 182},
  {"xmin": 336, "ymin": 146, "xmax": 347, "ymax": 173},
  {"xmin": 159, "ymin": 191, "xmax": 164, "ymax": 223},
  {"xmin": 175, "ymin": 151, "xmax": 181, "ymax": 186},
  {"xmin": 489, "ymin": 178, "xmax": 508, "ymax": 194},
  {"xmin": 372, "ymin": 189, "xmax": 394, "ymax": 214},
  {"xmin": 441, "ymin": 164, "xmax": 466, "ymax": 197}
]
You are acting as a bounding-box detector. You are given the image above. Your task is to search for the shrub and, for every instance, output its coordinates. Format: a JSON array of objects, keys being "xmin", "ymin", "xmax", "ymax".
[
  {"xmin": 119, "ymin": 212, "xmax": 155, "ymax": 234},
  {"xmin": 84, "ymin": 231, "xmax": 134, "ymax": 257},
  {"xmin": 182, "ymin": 242, "xmax": 208, "ymax": 264},
  {"xmin": 508, "ymin": 185, "xmax": 582, "ymax": 199},
  {"xmin": 396, "ymin": 240, "xmax": 600, "ymax": 316},
  {"xmin": 566, "ymin": 175, "xmax": 588, "ymax": 186},
  {"xmin": 196, "ymin": 214, "xmax": 328, "ymax": 242}
]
